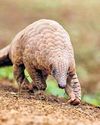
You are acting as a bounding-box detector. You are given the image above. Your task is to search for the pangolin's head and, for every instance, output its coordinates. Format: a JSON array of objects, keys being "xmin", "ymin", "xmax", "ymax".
[{"xmin": 50, "ymin": 58, "xmax": 69, "ymax": 89}]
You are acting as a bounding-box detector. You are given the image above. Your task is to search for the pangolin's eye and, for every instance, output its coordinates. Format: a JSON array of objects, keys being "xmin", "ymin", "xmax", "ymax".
[
  {"xmin": 52, "ymin": 69, "xmax": 56, "ymax": 76},
  {"xmin": 67, "ymin": 73, "xmax": 69, "ymax": 76}
]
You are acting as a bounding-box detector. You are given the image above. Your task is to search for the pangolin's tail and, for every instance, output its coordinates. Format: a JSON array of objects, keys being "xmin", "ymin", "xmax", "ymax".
[{"xmin": 0, "ymin": 45, "xmax": 12, "ymax": 67}]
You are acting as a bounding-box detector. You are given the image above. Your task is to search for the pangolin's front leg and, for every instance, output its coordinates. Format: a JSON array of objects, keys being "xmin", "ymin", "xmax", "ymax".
[
  {"xmin": 25, "ymin": 63, "xmax": 47, "ymax": 92},
  {"xmin": 32, "ymin": 69, "xmax": 47, "ymax": 91},
  {"xmin": 65, "ymin": 71, "xmax": 81, "ymax": 105}
]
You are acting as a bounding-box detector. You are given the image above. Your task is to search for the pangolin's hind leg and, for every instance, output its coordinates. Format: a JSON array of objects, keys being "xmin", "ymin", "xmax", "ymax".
[
  {"xmin": 13, "ymin": 64, "xmax": 29, "ymax": 94},
  {"xmin": 65, "ymin": 72, "xmax": 81, "ymax": 105}
]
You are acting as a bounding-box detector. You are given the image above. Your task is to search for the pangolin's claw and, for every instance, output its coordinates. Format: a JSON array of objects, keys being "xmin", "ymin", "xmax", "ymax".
[{"xmin": 68, "ymin": 98, "xmax": 81, "ymax": 106}]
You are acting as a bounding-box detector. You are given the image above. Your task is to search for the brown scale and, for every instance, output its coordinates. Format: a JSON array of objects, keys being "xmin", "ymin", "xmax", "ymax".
[{"xmin": 0, "ymin": 19, "xmax": 81, "ymax": 105}]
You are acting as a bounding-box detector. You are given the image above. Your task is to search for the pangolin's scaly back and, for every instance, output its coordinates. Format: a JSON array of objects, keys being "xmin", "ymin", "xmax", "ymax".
[{"xmin": 23, "ymin": 19, "xmax": 74, "ymax": 67}]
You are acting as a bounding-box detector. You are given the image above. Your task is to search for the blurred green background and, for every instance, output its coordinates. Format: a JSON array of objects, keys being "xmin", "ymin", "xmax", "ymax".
[{"xmin": 0, "ymin": 0, "xmax": 100, "ymax": 106}]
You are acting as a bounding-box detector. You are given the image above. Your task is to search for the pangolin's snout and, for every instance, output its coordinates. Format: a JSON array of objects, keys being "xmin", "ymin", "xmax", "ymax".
[{"xmin": 58, "ymin": 83, "xmax": 66, "ymax": 89}]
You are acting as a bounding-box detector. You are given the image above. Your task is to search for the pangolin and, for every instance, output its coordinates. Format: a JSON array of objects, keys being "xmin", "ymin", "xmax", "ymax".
[{"xmin": 0, "ymin": 19, "xmax": 81, "ymax": 105}]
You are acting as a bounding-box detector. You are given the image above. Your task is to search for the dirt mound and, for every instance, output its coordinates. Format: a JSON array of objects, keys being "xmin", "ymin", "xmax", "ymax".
[{"xmin": 0, "ymin": 80, "xmax": 100, "ymax": 125}]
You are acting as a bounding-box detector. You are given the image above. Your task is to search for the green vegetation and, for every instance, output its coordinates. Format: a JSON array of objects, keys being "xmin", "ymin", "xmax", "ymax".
[
  {"xmin": 83, "ymin": 94, "xmax": 100, "ymax": 106},
  {"xmin": 0, "ymin": 67, "xmax": 13, "ymax": 80}
]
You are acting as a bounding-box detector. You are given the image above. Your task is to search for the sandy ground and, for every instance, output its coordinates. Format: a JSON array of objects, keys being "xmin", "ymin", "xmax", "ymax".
[{"xmin": 0, "ymin": 80, "xmax": 100, "ymax": 125}]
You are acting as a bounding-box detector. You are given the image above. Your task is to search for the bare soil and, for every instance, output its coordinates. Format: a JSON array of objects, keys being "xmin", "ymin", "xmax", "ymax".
[{"xmin": 0, "ymin": 80, "xmax": 100, "ymax": 125}]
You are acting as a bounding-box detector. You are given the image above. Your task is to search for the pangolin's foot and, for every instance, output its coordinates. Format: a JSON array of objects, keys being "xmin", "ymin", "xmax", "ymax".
[
  {"xmin": 19, "ymin": 79, "xmax": 31, "ymax": 90},
  {"xmin": 66, "ymin": 90, "xmax": 81, "ymax": 105},
  {"xmin": 68, "ymin": 97, "xmax": 81, "ymax": 105},
  {"xmin": 28, "ymin": 82, "xmax": 46, "ymax": 93}
]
